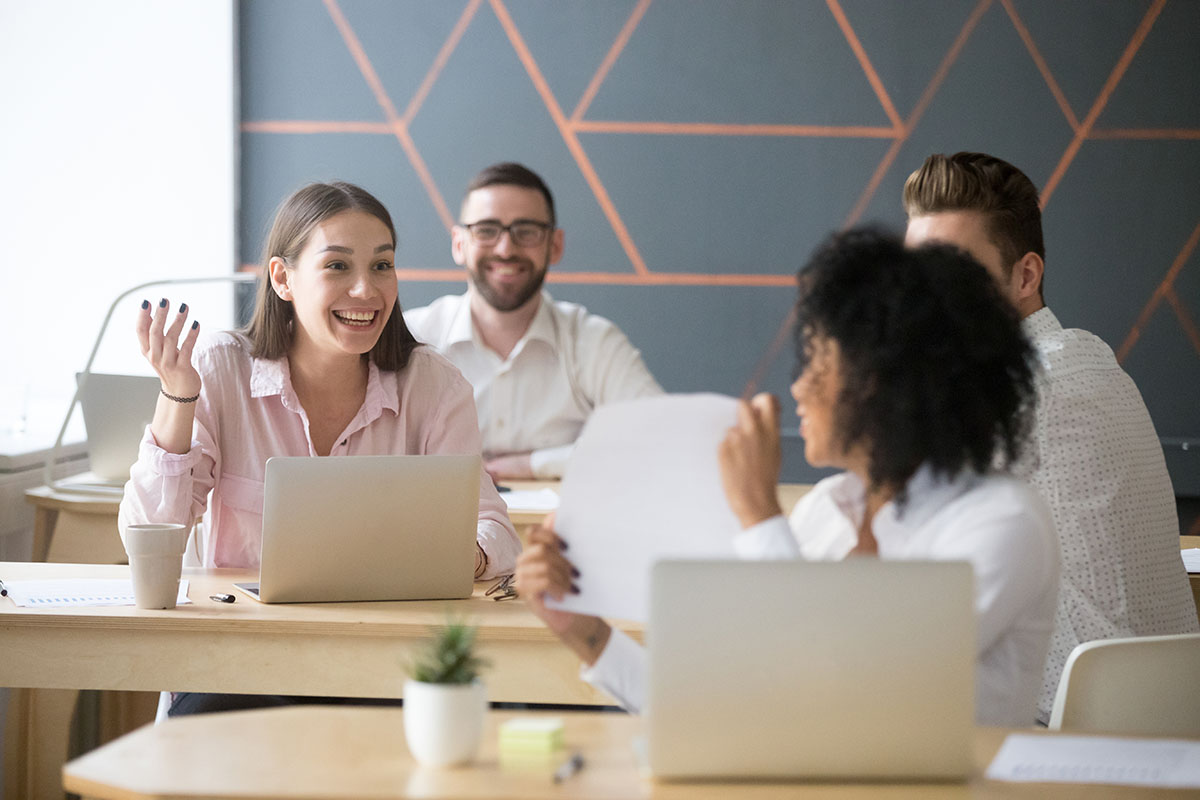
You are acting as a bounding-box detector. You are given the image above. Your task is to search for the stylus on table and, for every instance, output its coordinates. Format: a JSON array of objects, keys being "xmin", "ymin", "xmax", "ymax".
[{"xmin": 552, "ymin": 752, "xmax": 584, "ymax": 783}]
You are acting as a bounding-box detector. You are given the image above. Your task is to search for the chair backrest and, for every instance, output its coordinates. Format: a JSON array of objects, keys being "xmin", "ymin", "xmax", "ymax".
[{"xmin": 1049, "ymin": 634, "xmax": 1200, "ymax": 736}]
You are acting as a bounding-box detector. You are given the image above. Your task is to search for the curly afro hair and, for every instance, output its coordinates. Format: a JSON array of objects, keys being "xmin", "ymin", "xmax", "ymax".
[{"xmin": 794, "ymin": 227, "xmax": 1035, "ymax": 506}]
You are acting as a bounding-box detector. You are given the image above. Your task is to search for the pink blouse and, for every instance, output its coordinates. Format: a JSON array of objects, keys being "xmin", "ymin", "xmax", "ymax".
[{"xmin": 118, "ymin": 332, "xmax": 520, "ymax": 578}]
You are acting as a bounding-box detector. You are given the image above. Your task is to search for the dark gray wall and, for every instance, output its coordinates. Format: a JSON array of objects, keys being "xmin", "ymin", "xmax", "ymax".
[{"xmin": 239, "ymin": 0, "xmax": 1200, "ymax": 494}]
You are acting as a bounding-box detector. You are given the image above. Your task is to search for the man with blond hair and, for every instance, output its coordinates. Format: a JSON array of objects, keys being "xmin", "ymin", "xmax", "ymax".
[{"xmin": 902, "ymin": 151, "xmax": 1198, "ymax": 724}]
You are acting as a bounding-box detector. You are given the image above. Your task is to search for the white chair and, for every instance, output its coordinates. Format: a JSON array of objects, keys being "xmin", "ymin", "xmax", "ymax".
[{"xmin": 1048, "ymin": 634, "xmax": 1200, "ymax": 736}]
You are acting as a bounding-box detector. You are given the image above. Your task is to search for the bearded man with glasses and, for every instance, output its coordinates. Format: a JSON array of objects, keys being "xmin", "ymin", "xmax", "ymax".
[{"xmin": 406, "ymin": 162, "xmax": 662, "ymax": 480}]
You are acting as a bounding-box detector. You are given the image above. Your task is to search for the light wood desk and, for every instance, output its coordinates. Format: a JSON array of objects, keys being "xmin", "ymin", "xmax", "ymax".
[
  {"xmin": 0, "ymin": 562, "xmax": 636, "ymax": 702},
  {"xmin": 11, "ymin": 478, "xmax": 806, "ymax": 800},
  {"xmin": 1182, "ymin": 535, "xmax": 1200, "ymax": 625},
  {"xmin": 21, "ymin": 478, "xmax": 565, "ymax": 561},
  {"xmin": 63, "ymin": 706, "xmax": 1193, "ymax": 799},
  {"xmin": 21, "ymin": 479, "xmax": 813, "ymax": 555},
  {"xmin": 20, "ymin": 479, "xmax": 560, "ymax": 563},
  {"xmin": 23, "ymin": 484, "xmax": 125, "ymax": 564},
  {"xmin": 13, "ymin": 487, "xmax": 137, "ymax": 800},
  {"xmin": 1, "ymin": 562, "xmax": 638, "ymax": 800},
  {"xmin": 502, "ymin": 480, "xmax": 813, "ymax": 539}
]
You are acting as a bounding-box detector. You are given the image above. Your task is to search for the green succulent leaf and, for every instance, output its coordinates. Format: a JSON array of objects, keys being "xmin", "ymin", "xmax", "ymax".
[{"xmin": 407, "ymin": 618, "xmax": 490, "ymax": 685}]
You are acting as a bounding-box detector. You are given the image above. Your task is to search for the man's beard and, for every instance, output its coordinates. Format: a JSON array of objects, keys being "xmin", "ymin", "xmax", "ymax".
[{"xmin": 470, "ymin": 256, "xmax": 548, "ymax": 312}]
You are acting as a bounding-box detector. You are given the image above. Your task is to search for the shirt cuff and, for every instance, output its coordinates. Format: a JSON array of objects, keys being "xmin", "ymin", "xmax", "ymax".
[
  {"xmin": 579, "ymin": 627, "xmax": 646, "ymax": 714},
  {"xmin": 732, "ymin": 514, "xmax": 801, "ymax": 559},
  {"xmin": 137, "ymin": 426, "xmax": 203, "ymax": 476},
  {"xmin": 529, "ymin": 444, "xmax": 574, "ymax": 479}
]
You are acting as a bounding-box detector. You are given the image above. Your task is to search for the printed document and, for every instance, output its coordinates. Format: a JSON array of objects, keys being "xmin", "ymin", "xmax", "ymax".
[
  {"xmin": 548, "ymin": 394, "xmax": 742, "ymax": 622},
  {"xmin": 3, "ymin": 578, "xmax": 191, "ymax": 607},
  {"xmin": 986, "ymin": 734, "xmax": 1200, "ymax": 788}
]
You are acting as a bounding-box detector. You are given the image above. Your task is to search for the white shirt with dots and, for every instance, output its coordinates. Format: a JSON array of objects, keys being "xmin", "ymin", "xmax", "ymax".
[{"xmin": 1019, "ymin": 307, "xmax": 1199, "ymax": 723}]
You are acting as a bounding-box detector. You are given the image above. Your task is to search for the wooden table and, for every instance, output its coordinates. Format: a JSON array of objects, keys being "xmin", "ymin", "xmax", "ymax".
[
  {"xmin": 1182, "ymin": 535, "xmax": 1200, "ymax": 625},
  {"xmin": 12, "ymin": 487, "xmax": 134, "ymax": 800},
  {"xmin": 63, "ymin": 706, "xmax": 1193, "ymax": 799},
  {"xmin": 23, "ymin": 484, "xmax": 125, "ymax": 564},
  {"xmin": 22, "ymin": 480, "xmax": 814, "ymax": 558},
  {"xmin": 0, "ymin": 562, "xmax": 636, "ymax": 702},
  {"xmin": 21, "ymin": 480, "xmax": 556, "ymax": 563},
  {"xmin": 0, "ymin": 562, "xmax": 639, "ymax": 800}
]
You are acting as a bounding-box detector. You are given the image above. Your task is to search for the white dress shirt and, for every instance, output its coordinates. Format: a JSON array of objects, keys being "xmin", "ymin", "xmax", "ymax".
[
  {"xmin": 581, "ymin": 466, "xmax": 1060, "ymax": 727},
  {"xmin": 1019, "ymin": 307, "xmax": 1199, "ymax": 722},
  {"xmin": 404, "ymin": 291, "xmax": 663, "ymax": 477}
]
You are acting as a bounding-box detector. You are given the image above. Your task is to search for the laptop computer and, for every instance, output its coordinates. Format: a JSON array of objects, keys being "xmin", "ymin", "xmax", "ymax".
[
  {"xmin": 70, "ymin": 372, "xmax": 160, "ymax": 490},
  {"xmin": 646, "ymin": 559, "xmax": 975, "ymax": 781},
  {"xmin": 234, "ymin": 454, "xmax": 480, "ymax": 603}
]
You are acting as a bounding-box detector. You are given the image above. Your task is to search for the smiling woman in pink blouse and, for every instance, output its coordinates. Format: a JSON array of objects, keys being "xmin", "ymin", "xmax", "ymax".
[{"xmin": 119, "ymin": 182, "xmax": 520, "ymax": 714}]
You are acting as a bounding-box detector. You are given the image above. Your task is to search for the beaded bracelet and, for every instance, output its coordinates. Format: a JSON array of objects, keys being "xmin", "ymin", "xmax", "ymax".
[{"xmin": 161, "ymin": 388, "xmax": 201, "ymax": 404}]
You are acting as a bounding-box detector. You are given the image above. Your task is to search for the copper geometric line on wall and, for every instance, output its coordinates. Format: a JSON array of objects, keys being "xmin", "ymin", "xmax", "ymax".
[{"xmin": 237, "ymin": 0, "xmax": 1198, "ymax": 394}]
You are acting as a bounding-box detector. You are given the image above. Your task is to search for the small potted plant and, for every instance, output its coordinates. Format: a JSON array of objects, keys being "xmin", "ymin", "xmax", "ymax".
[{"xmin": 404, "ymin": 619, "xmax": 490, "ymax": 767}]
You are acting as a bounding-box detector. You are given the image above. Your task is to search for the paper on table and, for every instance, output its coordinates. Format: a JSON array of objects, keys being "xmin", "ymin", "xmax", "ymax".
[
  {"xmin": 985, "ymin": 734, "xmax": 1200, "ymax": 788},
  {"xmin": 3, "ymin": 578, "xmax": 191, "ymax": 608},
  {"xmin": 1181, "ymin": 548, "xmax": 1200, "ymax": 573},
  {"xmin": 548, "ymin": 393, "xmax": 742, "ymax": 622},
  {"xmin": 501, "ymin": 488, "xmax": 560, "ymax": 512}
]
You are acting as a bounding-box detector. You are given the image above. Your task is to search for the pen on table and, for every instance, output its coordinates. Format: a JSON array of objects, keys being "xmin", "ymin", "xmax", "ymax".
[{"xmin": 552, "ymin": 752, "xmax": 584, "ymax": 783}]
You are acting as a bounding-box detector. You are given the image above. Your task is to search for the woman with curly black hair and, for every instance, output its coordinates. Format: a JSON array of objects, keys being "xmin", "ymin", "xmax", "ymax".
[
  {"xmin": 517, "ymin": 228, "xmax": 1060, "ymax": 727},
  {"xmin": 716, "ymin": 229, "xmax": 1059, "ymax": 727}
]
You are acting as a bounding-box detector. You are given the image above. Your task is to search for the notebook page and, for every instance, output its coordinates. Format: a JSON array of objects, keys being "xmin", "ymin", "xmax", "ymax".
[
  {"xmin": 3, "ymin": 579, "xmax": 191, "ymax": 608},
  {"xmin": 986, "ymin": 734, "xmax": 1200, "ymax": 788}
]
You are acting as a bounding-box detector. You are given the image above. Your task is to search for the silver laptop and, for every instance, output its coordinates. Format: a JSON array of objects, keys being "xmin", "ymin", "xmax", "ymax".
[
  {"xmin": 234, "ymin": 454, "xmax": 480, "ymax": 603},
  {"xmin": 646, "ymin": 559, "xmax": 975, "ymax": 781},
  {"xmin": 74, "ymin": 372, "xmax": 160, "ymax": 486}
]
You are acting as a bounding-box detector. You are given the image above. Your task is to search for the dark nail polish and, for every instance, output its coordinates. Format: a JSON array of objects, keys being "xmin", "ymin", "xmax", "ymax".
[
  {"xmin": 140, "ymin": 299, "xmax": 149, "ymax": 310},
  {"xmin": 158, "ymin": 298, "xmax": 167, "ymax": 308},
  {"xmin": 570, "ymin": 566, "xmax": 580, "ymax": 578},
  {"xmin": 178, "ymin": 303, "xmax": 187, "ymax": 314},
  {"xmin": 570, "ymin": 583, "xmax": 580, "ymax": 595},
  {"xmin": 191, "ymin": 320, "xmax": 199, "ymax": 330},
  {"xmin": 558, "ymin": 539, "xmax": 569, "ymax": 551}
]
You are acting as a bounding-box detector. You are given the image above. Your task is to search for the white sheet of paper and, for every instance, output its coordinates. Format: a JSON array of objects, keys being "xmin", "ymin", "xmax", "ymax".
[
  {"xmin": 985, "ymin": 734, "xmax": 1200, "ymax": 788},
  {"xmin": 3, "ymin": 578, "xmax": 192, "ymax": 608},
  {"xmin": 1181, "ymin": 548, "xmax": 1200, "ymax": 573},
  {"xmin": 501, "ymin": 488, "xmax": 560, "ymax": 512},
  {"xmin": 548, "ymin": 393, "xmax": 742, "ymax": 622}
]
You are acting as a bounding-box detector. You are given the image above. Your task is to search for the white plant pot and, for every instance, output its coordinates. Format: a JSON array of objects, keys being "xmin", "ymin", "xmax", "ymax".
[{"xmin": 403, "ymin": 678, "xmax": 487, "ymax": 767}]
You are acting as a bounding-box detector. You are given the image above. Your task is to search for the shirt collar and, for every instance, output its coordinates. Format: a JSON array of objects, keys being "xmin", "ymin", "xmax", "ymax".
[
  {"xmin": 523, "ymin": 291, "xmax": 559, "ymax": 348},
  {"xmin": 827, "ymin": 464, "xmax": 981, "ymax": 544},
  {"xmin": 443, "ymin": 293, "xmax": 477, "ymax": 346},
  {"xmin": 249, "ymin": 355, "xmax": 289, "ymax": 400},
  {"xmin": 1021, "ymin": 306, "xmax": 1061, "ymax": 341},
  {"xmin": 248, "ymin": 355, "xmax": 397, "ymax": 418},
  {"xmin": 447, "ymin": 290, "xmax": 560, "ymax": 352}
]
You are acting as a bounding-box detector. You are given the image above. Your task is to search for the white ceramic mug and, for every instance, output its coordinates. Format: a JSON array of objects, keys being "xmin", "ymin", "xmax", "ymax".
[{"xmin": 123, "ymin": 523, "xmax": 190, "ymax": 609}]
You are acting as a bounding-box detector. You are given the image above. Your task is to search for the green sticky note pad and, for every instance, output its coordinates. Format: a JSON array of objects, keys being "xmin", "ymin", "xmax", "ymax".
[{"xmin": 498, "ymin": 717, "xmax": 565, "ymax": 755}]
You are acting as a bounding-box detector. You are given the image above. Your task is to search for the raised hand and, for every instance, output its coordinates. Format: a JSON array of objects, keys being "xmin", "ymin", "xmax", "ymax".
[
  {"xmin": 137, "ymin": 298, "xmax": 201, "ymax": 399},
  {"xmin": 718, "ymin": 392, "xmax": 784, "ymax": 529},
  {"xmin": 515, "ymin": 516, "xmax": 613, "ymax": 666},
  {"xmin": 515, "ymin": 516, "xmax": 581, "ymax": 635}
]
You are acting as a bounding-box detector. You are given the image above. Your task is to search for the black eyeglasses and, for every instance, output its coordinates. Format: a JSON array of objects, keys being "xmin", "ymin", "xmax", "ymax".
[{"xmin": 460, "ymin": 220, "xmax": 553, "ymax": 248}]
